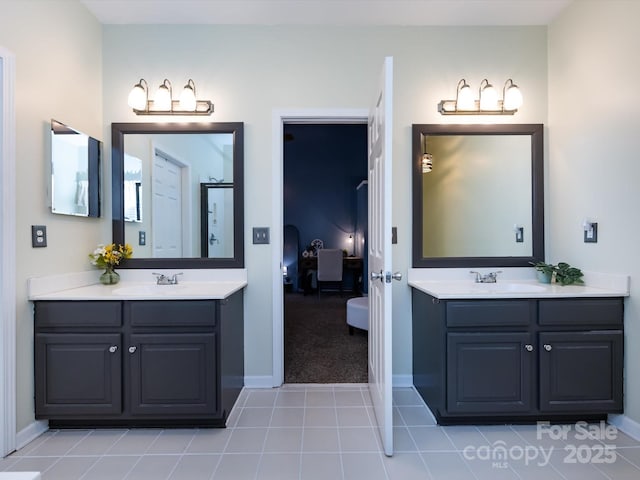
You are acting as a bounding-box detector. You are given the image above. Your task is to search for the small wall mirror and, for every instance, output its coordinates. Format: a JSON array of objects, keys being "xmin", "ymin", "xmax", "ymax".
[
  {"xmin": 112, "ymin": 122, "xmax": 244, "ymax": 268},
  {"xmin": 50, "ymin": 119, "xmax": 101, "ymax": 217},
  {"xmin": 412, "ymin": 123, "xmax": 544, "ymax": 267}
]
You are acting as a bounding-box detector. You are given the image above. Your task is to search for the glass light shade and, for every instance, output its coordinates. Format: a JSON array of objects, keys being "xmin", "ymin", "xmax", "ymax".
[
  {"xmin": 179, "ymin": 85, "xmax": 197, "ymax": 111},
  {"xmin": 127, "ymin": 85, "xmax": 147, "ymax": 110},
  {"xmin": 422, "ymin": 153, "xmax": 433, "ymax": 173},
  {"xmin": 457, "ymin": 85, "xmax": 475, "ymax": 110},
  {"xmin": 480, "ymin": 84, "xmax": 499, "ymax": 110},
  {"xmin": 154, "ymin": 85, "xmax": 172, "ymax": 111},
  {"xmin": 503, "ymin": 85, "xmax": 523, "ymax": 110}
]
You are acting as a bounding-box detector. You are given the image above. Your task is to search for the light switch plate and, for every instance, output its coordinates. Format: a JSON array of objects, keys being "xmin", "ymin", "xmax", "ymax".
[
  {"xmin": 31, "ymin": 225, "xmax": 47, "ymax": 248},
  {"xmin": 584, "ymin": 222, "xmax": 598, "ymax": 243},
  {"xmin": 253, "ymin": 227, "xmax": 270, "ymax": 244},
  {"xmin": 139, "ymin": 231, "xmax": 146, "ymax": 245}
]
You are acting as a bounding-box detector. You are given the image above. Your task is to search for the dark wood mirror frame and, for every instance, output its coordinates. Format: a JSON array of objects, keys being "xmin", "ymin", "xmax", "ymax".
[
  {"xmin": 412, "ymin": 123, "xmax": 544, "ymax": 268},
  {"xmin": 112, "ymin": 122, "xmax": 244, "ymax": 269}
]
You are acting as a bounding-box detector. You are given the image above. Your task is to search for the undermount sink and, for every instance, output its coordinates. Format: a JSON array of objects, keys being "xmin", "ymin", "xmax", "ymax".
[
  {"xmin": 426, "ymin": 281, "xmax": 548, "ymax": 295},
  {"xmin": 112, "ymin": 284, "xmax": 188, "ymax": 296},
  {"xmin": 469, "ymin": 282, "xmax": 547, "ymax": 293}
]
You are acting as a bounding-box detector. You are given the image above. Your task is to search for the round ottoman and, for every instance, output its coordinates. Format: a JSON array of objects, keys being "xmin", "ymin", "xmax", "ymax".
[{"xmin": 346, "ymin": 296, "xmax": 368, "ymax": 334}]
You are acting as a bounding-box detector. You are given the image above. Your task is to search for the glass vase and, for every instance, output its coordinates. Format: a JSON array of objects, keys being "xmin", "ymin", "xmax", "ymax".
[{"xmin": 100, "ymin": 267, "xmax": 120, "ymax": 285}]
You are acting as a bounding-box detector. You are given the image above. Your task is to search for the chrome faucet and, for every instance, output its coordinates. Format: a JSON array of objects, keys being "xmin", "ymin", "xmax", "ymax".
[
  {"xmin": 152, "ymin": 272, "xmax": 183, "ymax": 285},
  {"xmin": 470, "ymin": 270, "xmax": 502, "ymax": 283}
]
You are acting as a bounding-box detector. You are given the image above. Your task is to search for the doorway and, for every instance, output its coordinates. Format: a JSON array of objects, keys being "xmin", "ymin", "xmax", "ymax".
[
  {"xmin": 283, "ymin": 123, "xmax": 368, "ymax": 383},
  {"xmin": 271, "ymin": 109, "xmax": 369, "ymax": 387}
]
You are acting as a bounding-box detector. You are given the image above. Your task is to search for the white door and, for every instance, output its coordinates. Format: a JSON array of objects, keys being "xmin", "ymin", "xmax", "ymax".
[
  {"xmin": 368, "ymin": 56, "xmax": 394, "ymax": 457},
  {"xmin": 152, "ymin": 151, "xmax": 183, "ymax": 257}
]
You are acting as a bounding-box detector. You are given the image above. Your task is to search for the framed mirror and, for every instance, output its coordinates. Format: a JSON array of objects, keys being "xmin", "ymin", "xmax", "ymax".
[
  {"xmin": 112, "ymin": 122, "xmax": 244, "ymax": 268},
  {"xmin": 50, "ymin": 119, "xmax": 101, "ymax": 217},
  {"xmin": 412, "ymin": 123, "xmax": 544, "ymax": 267}
]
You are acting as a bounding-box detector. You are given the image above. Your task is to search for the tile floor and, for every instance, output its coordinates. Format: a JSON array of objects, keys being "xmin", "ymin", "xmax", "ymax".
[{"xmin": 1, "ymin": 385, "xmax": 640, "ymax": 479}]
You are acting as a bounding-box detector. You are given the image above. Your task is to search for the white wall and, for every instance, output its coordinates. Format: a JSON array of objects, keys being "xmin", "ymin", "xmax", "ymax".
[
  {"xmin": 0, "ymin": 1, "xmax": 104, "ymax": 432},
  {"xmin": 1, "ymin": 5, "xmax": 549, "ymax": 432},
  {"xmin": 548, "ymin": 0, "xmax": 640, "ymax": 423},
  {"xmin": 102, "ymin": 25, "xmax": 548, "ymax": 383}
]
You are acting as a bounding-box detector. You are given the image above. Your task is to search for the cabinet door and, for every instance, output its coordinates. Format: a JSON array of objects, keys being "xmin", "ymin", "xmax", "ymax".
[
  {"xmin": 128, "ymin": 333, "xmax": 218, "ymax": 416},
  {"xmin": 539, "ymin": 331, "xmax": 623, "ymax": 413},
  {"xmin": 447, "ymin": 332, "xmax": 533, "ymax": 414},
  {"xmin": 35, "ymin": 333, "xmax": 122, "ymax": 417}
]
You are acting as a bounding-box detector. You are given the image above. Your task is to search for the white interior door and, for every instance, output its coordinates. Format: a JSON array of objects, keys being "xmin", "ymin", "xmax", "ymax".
[
  {"xmin": 368, "ymin": 56, "xmax": 394, "ymax": 457},
  {"xmin": 152, "ymin": 151, "xmax": 183, "ymax": 257}
]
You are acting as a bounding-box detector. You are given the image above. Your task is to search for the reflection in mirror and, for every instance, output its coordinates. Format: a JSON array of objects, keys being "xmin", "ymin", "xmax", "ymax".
[
  {"xmin": 112, "ymin": 123, "xmax": 244, "ymax": 269},
  {"xmin": 50, "ymin": 119, "xmax": 101, "ymax": 217},
  {"xmin": 124, "ymin": 154, "xmax": 142, "ymax": 222},
  {"xmin": 412, "ymin": 124, "xmax": 544, "ymax": 268}
]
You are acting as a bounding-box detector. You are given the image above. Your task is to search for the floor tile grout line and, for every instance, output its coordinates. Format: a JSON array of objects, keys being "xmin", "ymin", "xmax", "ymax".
[
  {"xmin": 440, "ymin": 427, "xmax": 483, "ymax": 480},
  {"xmin": 332, "ymin": 388, "xmax": 347, "ymax": 480},
  {"xmin": 34, "ymin": 429, "xmax": 95, "ymax": 477},
  {"xmin": 252, "ymin": 388, "xmax": 283, "ymax": 479}
]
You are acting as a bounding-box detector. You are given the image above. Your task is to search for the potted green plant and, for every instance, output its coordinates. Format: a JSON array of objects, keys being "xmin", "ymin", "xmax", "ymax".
[
  {"xmin": 554, "ymin": 262, "xmax": 584, "ymax": 286},
  {"xmin": 530, "ymin": 261, "xmax": 556, "ymax": 284},
  {"xmin": 531, "ymin": 261, "xmax": 584, "ymax": 285}
]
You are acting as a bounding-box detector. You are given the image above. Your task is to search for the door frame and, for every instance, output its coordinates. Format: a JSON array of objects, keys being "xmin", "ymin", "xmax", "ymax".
[
  {"xmin": 271, "ymin": 108, "xmax": 368, "ymax": 386},
  {"xmin": 0, "ymin": 47, "xmax": 17, "ymax": 456}
]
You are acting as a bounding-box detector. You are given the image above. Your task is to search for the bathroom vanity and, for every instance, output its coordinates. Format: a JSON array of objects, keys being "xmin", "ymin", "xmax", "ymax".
[
  {"xmin": 409, "ymin": 269, "xmax": 629, "ymax": 425},
  {"xmin": 29, "ymin": 271, "xmax": 246, "ymax": 428}
]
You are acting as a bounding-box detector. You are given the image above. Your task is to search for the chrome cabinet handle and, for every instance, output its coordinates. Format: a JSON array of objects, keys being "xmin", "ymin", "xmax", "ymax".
[
  {"xmin": 543, "ymin": 344, "xmax": 552, "ymax": 352},
  {"xmin": 128, "ymin": 346, "xmax": 137, "ymax": 354},
  {"xmin": 524, "ymin": 344, "xmax": 534, "ymax": 352},
  {"xmin": 109, "ymin": 346, "xmax": 118, "ymax": 353}
]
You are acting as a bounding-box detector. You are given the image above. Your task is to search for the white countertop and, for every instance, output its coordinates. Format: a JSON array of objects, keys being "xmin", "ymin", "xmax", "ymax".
[
  {"xmin": 28, "ymin": 269, "xmax": 247, "ymax": 301},
  {"xmin": 408, "ymin": 267, "xmax": 629, "ymax": 300}
]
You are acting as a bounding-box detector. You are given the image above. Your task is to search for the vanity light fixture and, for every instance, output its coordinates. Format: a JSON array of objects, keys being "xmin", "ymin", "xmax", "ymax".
[
  {"xmin": 421, "ymin": 134, "xmax": 433, "ymax": 173},
  {"xmin": 127, "ymin": 78, "xmax": 214, "ymax": 115},
  {"xmin": 421, "ymin": 153, "xmax": 433, "ymax": 173},
  {"xmin": 438, "ymin": 78, "xmax": 523, "ymax": 115}
]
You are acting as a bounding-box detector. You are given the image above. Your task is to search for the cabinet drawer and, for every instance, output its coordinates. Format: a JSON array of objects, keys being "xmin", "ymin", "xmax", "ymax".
[
  {"xmin": 127, "ymin": 300, "xmax": 217, "ymax": 327},
  {"xmin": 35, "ymin": 301, "xmax": 121, "ymax": 328},
  {"xmin": 539, "ymin": 298, "xmax": 623, "ymax": 327},
  {"xmin": 446, "ymin": 300, "xmax": 533, "ymax": 327}
]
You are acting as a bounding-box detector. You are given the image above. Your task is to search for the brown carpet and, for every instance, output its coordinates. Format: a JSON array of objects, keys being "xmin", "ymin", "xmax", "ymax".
[{"xmin": 284, "ymin": 292, "xmax": 368, "ymax": 383}]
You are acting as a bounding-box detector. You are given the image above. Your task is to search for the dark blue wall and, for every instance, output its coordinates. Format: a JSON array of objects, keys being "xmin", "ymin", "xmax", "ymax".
[{"xmin": 283, "ymin": 124, "xmax": 367, "ymax": 290}]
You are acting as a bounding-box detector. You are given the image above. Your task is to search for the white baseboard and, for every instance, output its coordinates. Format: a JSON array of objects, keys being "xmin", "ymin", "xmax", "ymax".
[
  {"xmin": 16, "ymin": 421, "xmax": 47, "ymax": 451},
  {"xmin": 608, "ymin": 414, "xmax": 640, "ymax": 441},
  {"xmin": 244, "ymin": 374, "xmax": 414, "ymax": 389},
  {"xmin": 244, "ymin": 376, "xmax": 276, "ymax": 388},
  {"xmin": 393, "ymin": 374, "xmax": 413, "ymax": 388}
]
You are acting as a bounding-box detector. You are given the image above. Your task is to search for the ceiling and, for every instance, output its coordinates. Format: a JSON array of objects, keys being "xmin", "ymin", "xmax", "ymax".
[{"xmin": 81, "ymin": 0, "xmax": 572, "ymax": 26}]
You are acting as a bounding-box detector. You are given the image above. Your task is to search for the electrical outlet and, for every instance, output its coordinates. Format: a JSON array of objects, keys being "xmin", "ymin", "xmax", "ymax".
[
  {"xmin": 139, "ymin": 231, "xmax": 146, "ymax": 246},
  {"xmin": 392, "ymin": 227, "xmax": 398, "ymax": 244},
  {"xmin": 253, "ymin": 227, "xmax": 270, "ymax": 244},
  {"xmin": 31, "ymin": 225, "xmax": 47, "ymax": 248}
]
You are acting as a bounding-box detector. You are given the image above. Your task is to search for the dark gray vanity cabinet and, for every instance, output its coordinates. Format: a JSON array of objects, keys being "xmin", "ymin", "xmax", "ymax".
[
  {"xmin": 412, "ymin": 290, "xmax": 624, "ymax": 424},
  {"xmin": 34, "ymin": 292, "xmax": 243, "ymax": 427}
]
